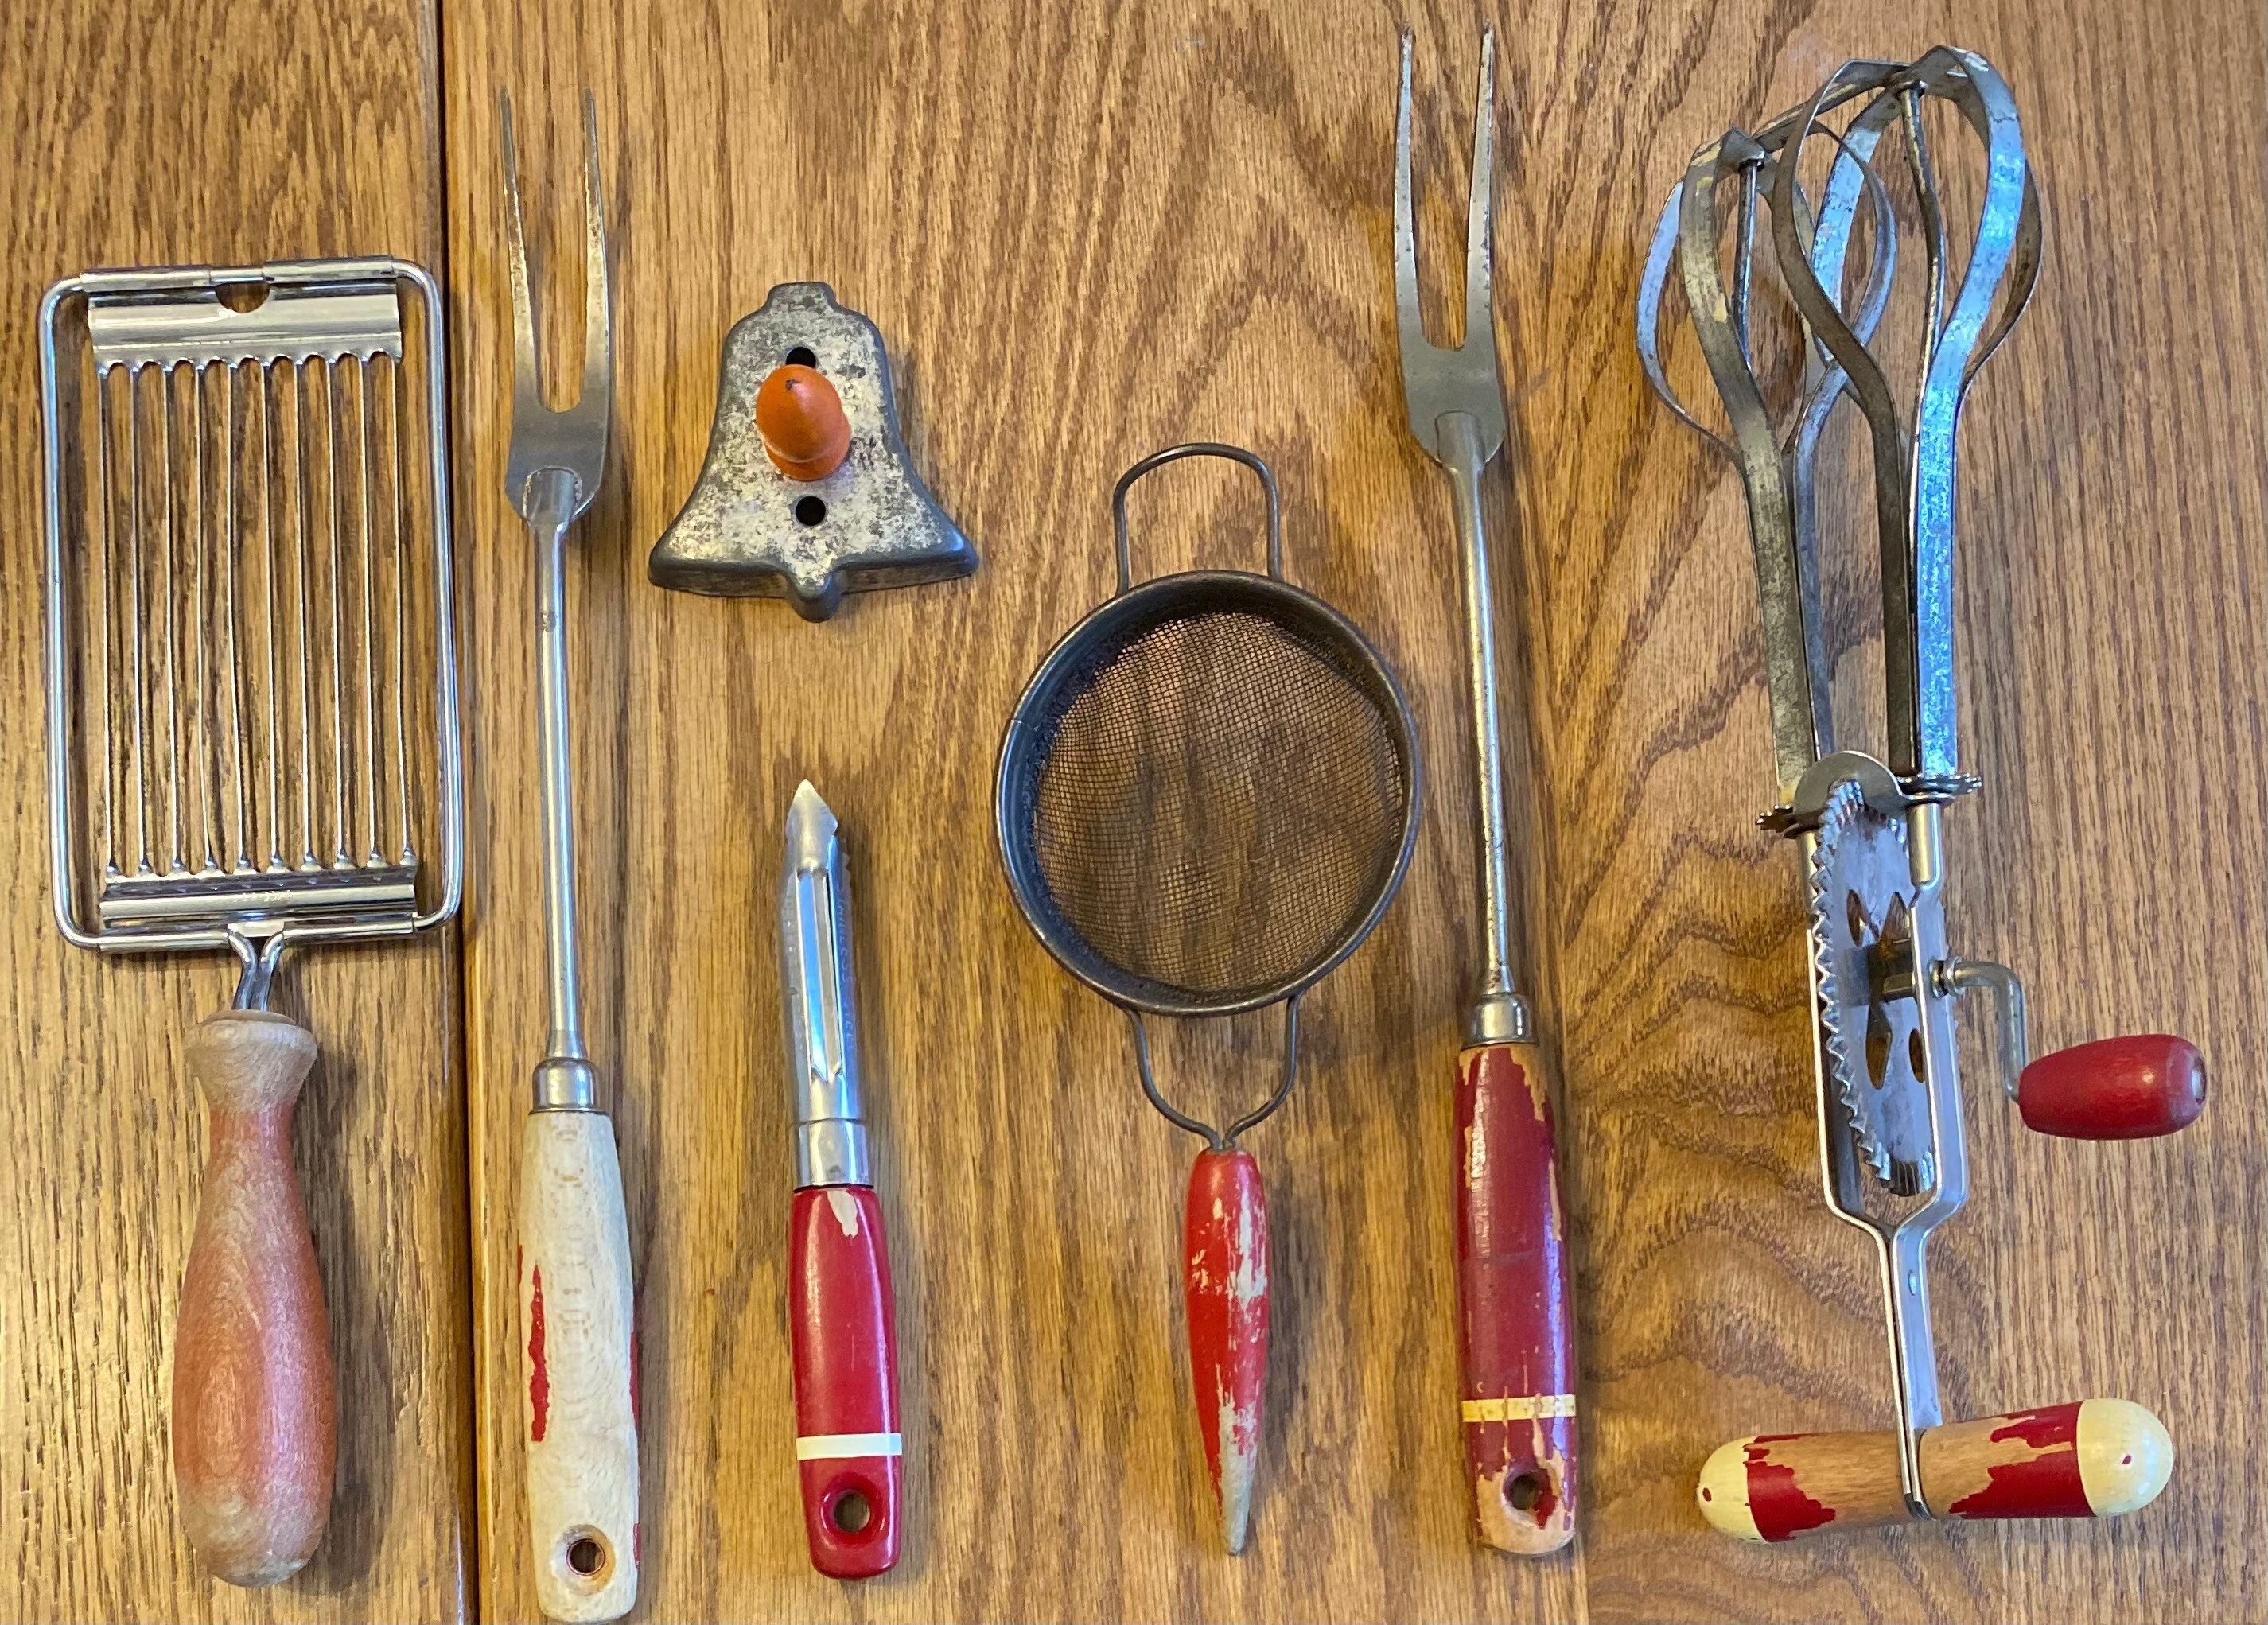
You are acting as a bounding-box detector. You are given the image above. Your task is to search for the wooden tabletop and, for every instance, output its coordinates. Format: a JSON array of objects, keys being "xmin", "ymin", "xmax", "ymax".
[{"xmin": 6, "ymin": 1, "xmax": 2262, "ymax": 1620}]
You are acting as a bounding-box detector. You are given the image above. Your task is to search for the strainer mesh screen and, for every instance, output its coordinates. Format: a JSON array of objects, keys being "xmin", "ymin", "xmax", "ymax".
[{"xmin": 1025, "ymin": 605, "xmax": 1410, "ymax": 1005}]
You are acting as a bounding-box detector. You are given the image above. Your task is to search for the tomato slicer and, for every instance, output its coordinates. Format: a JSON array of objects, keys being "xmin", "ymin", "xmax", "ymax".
[
  {"xmin": 1636, "ymin": 46, "xmax": 2205, "ymax": 1541},
  {"xmin": 38, "ymin": 254, "xmax": 463, "ymax": 1584}
]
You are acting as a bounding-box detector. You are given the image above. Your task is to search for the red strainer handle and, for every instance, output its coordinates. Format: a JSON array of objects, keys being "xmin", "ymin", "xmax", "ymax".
[{"xmin": 1183, "ymin": 1146, "xmax": 1270, "ymax": 1554}]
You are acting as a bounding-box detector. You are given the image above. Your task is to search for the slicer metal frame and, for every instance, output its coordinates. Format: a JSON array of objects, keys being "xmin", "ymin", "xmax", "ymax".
[{"xmin": 39, "ymin": 258, "xmax": 464, "ymax": 979}]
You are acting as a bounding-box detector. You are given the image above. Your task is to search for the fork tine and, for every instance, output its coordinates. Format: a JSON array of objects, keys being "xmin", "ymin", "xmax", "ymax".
[
  {"xmin": 1393, "ymin": 33, "xmax": 1427, "ymax": 358},
  {"xmin": 500, "ymin": 93, "xmax": 541, "ymax": 407},
  {"xmin": 1463, "ymin": 29, "xmax": 1495, "ymax": 355},
  {"xmin": 579, "ymin": 90, "xmax": 612, "ymax": 418}
]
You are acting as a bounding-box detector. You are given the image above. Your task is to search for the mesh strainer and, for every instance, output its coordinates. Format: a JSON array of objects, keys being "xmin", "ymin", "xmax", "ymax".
[{"xmin": 995, "ymin": 442, "xmax": 1420, "ymax": 1553}]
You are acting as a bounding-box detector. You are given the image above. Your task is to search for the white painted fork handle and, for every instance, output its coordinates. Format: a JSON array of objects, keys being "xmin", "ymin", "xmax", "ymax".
[{"xmin": 519, "ymin": 1109, "xmax": 640, "ymax": 1621}]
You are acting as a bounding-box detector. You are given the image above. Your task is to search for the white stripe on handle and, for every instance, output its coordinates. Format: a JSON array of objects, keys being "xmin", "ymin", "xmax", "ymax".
[
  {"xmin": 519, "ymin": 1110, "xmax": 640, "ymax": 1621},
  {"xmin": 796, "ymin": 1432, "xmax": 904, "ymax": 1460}
]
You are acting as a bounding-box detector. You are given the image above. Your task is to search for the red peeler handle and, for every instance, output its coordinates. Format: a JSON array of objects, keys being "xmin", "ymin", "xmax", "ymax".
[
  {"xmin": 1456, "ymin": 1040, "xmax": 1577, "ymax": 1553},
  {"xmin": 788, "ymin": 1185, "xmax": 902, "ymax": 1578},
  {"xmin": 1184, "ymin": 1147, "xmax": 1270, "ymax": 1555}
]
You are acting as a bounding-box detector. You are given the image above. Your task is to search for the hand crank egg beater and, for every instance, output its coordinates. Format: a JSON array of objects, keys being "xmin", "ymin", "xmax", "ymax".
[{"xmin": 1636, "ymin": 46, "xmax": 2205, "ymax": 1542}]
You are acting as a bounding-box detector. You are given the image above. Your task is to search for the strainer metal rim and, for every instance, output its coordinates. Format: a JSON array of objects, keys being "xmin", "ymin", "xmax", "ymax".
[{"xmin": 994, "ymin": 566, "xmax": 1422, "ymax": 1020}]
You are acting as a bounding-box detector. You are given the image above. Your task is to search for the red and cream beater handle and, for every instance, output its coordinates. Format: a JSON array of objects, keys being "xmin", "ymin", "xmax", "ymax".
[
  {"xmin": 1697, "ymin": 1399, "xmax": 2173, "ymax": 1541},
  {"xmin": 1457, "ymin": 1040, "xmax": 1577, "ymax": 1553}
]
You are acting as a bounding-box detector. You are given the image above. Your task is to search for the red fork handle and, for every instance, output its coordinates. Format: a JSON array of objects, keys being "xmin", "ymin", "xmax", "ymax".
[
  {"xmin": 1457, "ymin": 1040, "xmax": 1577, "ymax": 1553},
  {"xmin": 788, "ymin": 1185, "xmax": 902, "ymax": 1578},
  {"xmin": 1185, "ymin": 1147, "xmax": 1270, "ymax": 1555},
  {"xmin": 1697, "ymin": 1399, "xmax": 2173, "ymax": 1541}
]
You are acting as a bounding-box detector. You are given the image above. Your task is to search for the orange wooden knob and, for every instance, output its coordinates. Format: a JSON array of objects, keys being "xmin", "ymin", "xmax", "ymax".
[{"xmin": 755, "ymin": 363, "xmax": 851, "ymax": 480}]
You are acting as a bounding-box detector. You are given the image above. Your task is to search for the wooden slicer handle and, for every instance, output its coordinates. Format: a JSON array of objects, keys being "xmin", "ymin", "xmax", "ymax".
[
  {"xmin": 173, "ymin": 1009, "xmax": 337, "ymax": 1586},
  {"xmin": 1696, "ymin": 1399, "xmax": 2173, "ymax": 1541},
  {"xmin": 1184, "ymin": 1146, "xmax": 1270, "ymax": 1555},
  {"xmin": 1456, "ymin": 1040, "xmax": 1577, "ymax": 1553},
  {"xmin": 519, "ymin": 1110, "xmax": 640, "ymax": 1621},
  {"xmin": 788, "ymin": 1185, "xmax": 902, "ymax": 1577}
]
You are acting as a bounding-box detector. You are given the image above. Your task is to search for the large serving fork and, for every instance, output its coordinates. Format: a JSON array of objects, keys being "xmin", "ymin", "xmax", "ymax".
[
  {"xmin": 500, "ymin": 90, "xmax": 640, "ymax": 1623},
  {"xmin": 1394, "ymin": 30, "xmax": 1577, "ymax": 1555}
]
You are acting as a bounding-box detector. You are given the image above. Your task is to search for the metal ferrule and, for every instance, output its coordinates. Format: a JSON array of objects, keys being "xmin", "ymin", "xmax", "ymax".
[
  {"xmin": 533, "ymin": 1056, "xmax": 599, "ymax": 1113},
  {"xmin": 780, "ymin": 783, "xmax": 870, "ymax": 1190},
  {"xmin": 1465, "ymin": 991, "xmax": 1533, "ymax": 1048}
]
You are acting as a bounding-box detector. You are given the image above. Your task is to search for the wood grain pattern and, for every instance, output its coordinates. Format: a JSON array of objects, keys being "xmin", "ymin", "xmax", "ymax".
[
  {"xmin": 11, "ymin": 0, "xmax": 2257, "ymax": 1617},
  {"xmin": 173, "ymin": 1012, "xmax": 336, "ymax": 1587},
  {"xmin": 448, "ymin": 1, "xmax": 2260, "ymax": 1620},
  {"xmin": 0, "ymin": 2, "xmax": 474, "ymax": 1619}
]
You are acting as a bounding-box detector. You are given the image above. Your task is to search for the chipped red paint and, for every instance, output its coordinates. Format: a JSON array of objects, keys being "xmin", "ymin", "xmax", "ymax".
[
  {"xmin": 1744, "ymin": 1440, "xmax": 1838, "ymax": 1540},
  {"xmin": 1947, "ymin": 1404, "xmax": 2090, "ymax": 1520},
  {"xmin": 788, "ymin": 1185, "xmax": 901, "ymax": 1578},
  {"xmin": 527, "ymin": 1265, "xmax": 550, "ymax": 1443},
  {"xmin": 632, "ymin": 1522, "xmax": 642, "ymax": 1565},
  {"xmin": 1987, "ymin": 1402, "xmax": 2082, "ymax": 1452},
  {"xmin": 1456, "ymin": 1043, "xmax": 1577, "ymax": 1548},
  {"xmin": 2018, "ymin": 1034, "xmax": 2205, "ymax": 1139},
  {"xmin": 1184, "ymin": 1148, "xmax": 1270, "ymax": 1551}
]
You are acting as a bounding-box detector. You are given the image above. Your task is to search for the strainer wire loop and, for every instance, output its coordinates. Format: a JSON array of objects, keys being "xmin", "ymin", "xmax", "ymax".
[{"xmin": 1112, "ymin": 441, "xmax": 1283, "ymax": 591}]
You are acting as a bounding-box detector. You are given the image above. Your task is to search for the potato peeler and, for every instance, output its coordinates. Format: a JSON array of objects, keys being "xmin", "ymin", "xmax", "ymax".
[
  {"xmin": 38, "ymin": 256, "xmax": 463, "ymax": 1584},
  {"xmin": 1636, "ymin": 46, "xmax": 2206, "ymax": 1541},
  {"xmin": 778, "ymin": 782, "xmax": 902, "ymax": 1579},
  {"xmin": 648, "ymin": 282, "xmax": 975, "ymax": 616}
]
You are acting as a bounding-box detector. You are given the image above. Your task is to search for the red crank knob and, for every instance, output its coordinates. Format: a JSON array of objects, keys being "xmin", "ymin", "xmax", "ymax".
[
  {"xmin": 2018, "ymin": 1034, "xmax": 2205, "ymax": 1139},
  {"xmin": 755, "ymin": 363, "xmax": 851, "ymax": 480}
]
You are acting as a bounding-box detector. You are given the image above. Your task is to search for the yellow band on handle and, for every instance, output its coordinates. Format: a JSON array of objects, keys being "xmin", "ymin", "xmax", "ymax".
[{"xmin": 1461, "ymin": 1394, "xmax": 1577, "ymax": 1423}]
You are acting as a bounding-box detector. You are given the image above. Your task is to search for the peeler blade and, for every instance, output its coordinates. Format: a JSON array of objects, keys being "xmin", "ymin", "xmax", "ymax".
[{"xmin": 780, "ymin": 780, "xmax": 869, "ymax": 1190}]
